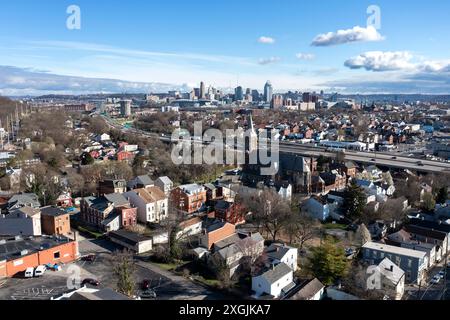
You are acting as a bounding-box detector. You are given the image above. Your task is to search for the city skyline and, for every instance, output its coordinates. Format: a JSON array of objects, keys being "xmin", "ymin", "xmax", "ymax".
[{"xmin": 0, "ymin": 0, "xmax": 450, "ymax": 95}]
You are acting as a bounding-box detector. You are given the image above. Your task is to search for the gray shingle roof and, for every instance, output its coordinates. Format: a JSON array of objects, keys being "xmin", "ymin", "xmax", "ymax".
[{"xmin": 261, "ymin": 263, "xmax": 292, "ymax": 284}]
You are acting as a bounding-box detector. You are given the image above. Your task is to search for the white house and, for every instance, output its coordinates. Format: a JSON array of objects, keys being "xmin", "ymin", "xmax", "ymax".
[
  {"xmin": 265, "ymin": 243, "xmax": 298, "ymax": 272},
  {"xmin": 370, "ymin": 257, "xmax": 405, "ymax": 300},
  {"xmin": 124, "ymin": 187, "xmax": 168, "ymax": 224},
  {"xmin": 155, "ymin": 176, "xmax": 174, "ymax": 197},
  {"xmin": 252, "ymin": 263, "xmax": 295, "ymax": 299},
  {"xmin": 303, "ymin": 197, "xmax": 331, "ymax": 222},
  {"xmin": 177, "ymin": 217, "xmax": 203, "ymax": 239},
  {"xmin": 0, "ymin": 207, "xmax": 42, "ymax": 236},
  {"xmin": 96, "ymin": 133, "xmax": 111, "ymax": 143}
]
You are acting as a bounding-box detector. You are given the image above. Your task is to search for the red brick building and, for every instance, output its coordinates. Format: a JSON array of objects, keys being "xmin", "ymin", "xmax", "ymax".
[
  {"xmin": 171, "ymin": 184, "xmax": 207, "ymax": 214},
  {"xmin": 214, "ymin": 201, "xmax": 245, "ymax": 225},
  {"xmin": 0, "ymin": 236, "xmax": 79, "ymax": 278}
]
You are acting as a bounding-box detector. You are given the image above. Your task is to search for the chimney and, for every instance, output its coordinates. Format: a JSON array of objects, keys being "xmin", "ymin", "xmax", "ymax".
[{"xmin": 390, "ymin": 265, "xmax": 394, "ymax": 272}]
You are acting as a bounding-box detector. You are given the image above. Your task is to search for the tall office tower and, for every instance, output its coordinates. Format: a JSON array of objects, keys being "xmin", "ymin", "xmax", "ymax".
[
  {"xmin": 264, "ymin": 81, "xmax": 273, "ymax": 103},
  {"xmin": 120, "ymin": 100, "xmax": 132, "ymax": 117},
  {"xmin": 251, "ymin": 90, "xmax": 260, "ymax": 102},
  {"xmin": 194, "ymin": 88, "xmax": 200, "ymax": 99},
  {"xmin": 302, "ymin": 92, "xmax": 311, "ymax": 103},
  {"xmin": 235, "ymin": 86, "xmax": 244, "ymax": 101},
  {"xmin": 200, "ymin": 81, "xmax": 206, "ymax": 99}
]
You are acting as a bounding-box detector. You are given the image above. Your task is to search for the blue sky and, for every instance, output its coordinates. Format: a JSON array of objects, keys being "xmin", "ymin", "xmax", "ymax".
[{"xmin": 0, "ymin": 0, "xmax": 449, "ymax": 95}]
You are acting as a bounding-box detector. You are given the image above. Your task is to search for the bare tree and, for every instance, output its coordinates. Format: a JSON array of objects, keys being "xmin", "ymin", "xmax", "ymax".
[{"xmin": 285, "ymin": 211, "xmax": 320, "ymax": 249}]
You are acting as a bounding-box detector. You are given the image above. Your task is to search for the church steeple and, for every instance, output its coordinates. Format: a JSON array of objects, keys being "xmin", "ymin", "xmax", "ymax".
[{"xmin": 248, "ymin": 113, "xmax": 258, "ymax": 153}]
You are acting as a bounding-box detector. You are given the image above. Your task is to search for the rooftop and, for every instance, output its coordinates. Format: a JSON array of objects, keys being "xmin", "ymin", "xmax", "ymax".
[
  {"xmin": 40, "ymin": 206, "xmax": 68, "ymax": 217},
  {"xmin": 363, "ymin": 242, "xmax": 427, "ymax": 259},
  {"xmin": 259, "ymin": 262, "xmax": 293, "ymax": 285},
  {"xmin": 0, "ymin": 235, "xmax": 73, "ymax": 262}
]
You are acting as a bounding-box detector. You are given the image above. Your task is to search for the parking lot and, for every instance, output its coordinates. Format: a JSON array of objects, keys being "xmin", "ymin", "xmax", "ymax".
[{"xmin": 0, "ymin": 238, "xmax": 227, "ymax": 300}]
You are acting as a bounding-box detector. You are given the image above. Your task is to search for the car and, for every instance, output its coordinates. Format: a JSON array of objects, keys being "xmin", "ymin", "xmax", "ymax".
[
  {"xmin": 417, "ymin": 161, "xmax": 424, "ymax": 166},
  {"xmin": 371, "ymin": 159, "xmax": 376, "ymax": 162},
  {"xmin": 34, "ymin": 265, "xmax": 46, "ymax": 277},
  {"xmin": 82, "ymin": 278, "xmax": 100, "ymax": 287},
  {"xmin": 391, "ymin": 156, "xmax": 397, "ymax": 160},
  {"xmin": 431, "ymin": 275, "xmax": 441, "ymax": 284},
  {"xmin": 82, "ymin": 254, "xmax": 96, "ymax": 262},
  {"xmin": 438, "ymin": 271, "xmax": 445, "ymax": 279},
  {"xmin": 142, "ymin": 280, "xmax": 151, "ymax": 290},
  {"xmin": 24, "ymin": 267, "xmax": 34, "ymax": 278},
  {"xmin": 140, "ymin": 289, "xmax": 157, "ymax": 299}
]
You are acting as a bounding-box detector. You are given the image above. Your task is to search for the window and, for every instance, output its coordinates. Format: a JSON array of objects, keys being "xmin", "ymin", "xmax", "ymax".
[{"xmin": 54, "ymin": 252, "xmax": 61, "ymax": 259}]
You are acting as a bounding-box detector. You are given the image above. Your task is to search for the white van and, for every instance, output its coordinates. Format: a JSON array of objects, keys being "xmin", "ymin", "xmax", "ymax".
[
  {"xmin": 24, "ymin": 267, "xmax": 34, "ymax": 278},
  {"xmin": 34, "ymin": 265, "xmax": 46, "ymax": 277}
]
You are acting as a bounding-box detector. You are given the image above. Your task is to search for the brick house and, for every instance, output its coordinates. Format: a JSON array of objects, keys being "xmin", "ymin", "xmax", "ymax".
[
  {"xmin": 98, "ymin": 180, "xmax": 127, "ymax": 196},
  {"xmin": 200, "ymin": 221, "xmax": 236, "ymax": 250},
  {"xmin": 214, "ymin": 200, "xmax": 245, "ymax": 225},
  {"xmin": 40, "ymin": 206, "xmax": 71, "ymax": 236},
  {"xmin": 171, "ymin": 184, "xmax": 207, "ymax": 214},
  {"xmin": 80, "ymin": 193, "xmax": 137, "ymax": 232}
]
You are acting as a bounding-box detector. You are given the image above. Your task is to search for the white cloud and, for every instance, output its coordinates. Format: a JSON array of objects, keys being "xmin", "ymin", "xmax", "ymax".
[
  {"xmin": 258, "ymin": 57, "xmax": 281, "ymax": 65},
  {"xmin": 295, "ymin": 53, "xmax": 315, "ymax": 60},
  {"xmin": 312, "ymin": 26, "xmax": 385, "ymax": 47},
  {"xmin": 344, "ymin": 51, "xmax": 415, "ymax": 71},
  {"xmin": 258, "ymin": 36, "xmax": 275, "ymax": 44}
]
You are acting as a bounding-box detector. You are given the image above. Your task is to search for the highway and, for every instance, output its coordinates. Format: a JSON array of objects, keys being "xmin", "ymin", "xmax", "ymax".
[{"xmin": 101, "ymin": 115, "xmax": 450, "ymax": 174}]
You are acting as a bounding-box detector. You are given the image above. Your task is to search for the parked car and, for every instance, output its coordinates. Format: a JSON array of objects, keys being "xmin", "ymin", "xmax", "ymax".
[
  {"xmin": 34, "ymin": 265, "xmax": 46, "ymax": 277},
  {"xmin": 140, "ymin": 289, "xmax": 157, "ymax": 299},
  {"xmin": 431, "ymin": 275, "xmax": 441, "ymax": 284},
  {"xmin": 438, "ymin": 271, "xmax": 445, "ymax": 279},
  {"xmin": 82, "ymin": 255, "xmax": 96, "ymax": 262},
  {"xmin": 82, "ymin": 278, "xmax": 100, "ymax": 287},
  {"xmin": 24, "ymin": 267, "xmax": 34, "ymax": 278}
]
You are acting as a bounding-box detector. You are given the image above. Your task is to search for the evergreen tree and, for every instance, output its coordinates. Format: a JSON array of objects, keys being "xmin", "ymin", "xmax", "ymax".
[
  {"xmin": 343, "ymin": 181, "xmax": 367, "ymax": 220},
  {"xmin": 308, "ymin": 237, "xmax": 348, "ymax": 285}
]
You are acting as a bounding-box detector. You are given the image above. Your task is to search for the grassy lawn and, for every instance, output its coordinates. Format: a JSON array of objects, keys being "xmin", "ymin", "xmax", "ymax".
[
  {"xmin": 323, "ymin": 223, "xmax": 348, "ymax": 230},
  {"xmin": 76, "ymin": 225, "xmax": 104, "ymax": 239},
  {"xmin": 193, "ymin": 276, "xmax": 221, "ymax": 288},
  {"xmin": 152, "ymin": 260, "xmax": 190, "ymax": 272}
]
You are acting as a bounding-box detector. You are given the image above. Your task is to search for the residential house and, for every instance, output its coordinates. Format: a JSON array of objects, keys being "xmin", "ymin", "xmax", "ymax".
[
  {"xmin": 171, "ymin": 184, "xmax": 207, "ymax": 214},
  {"xmin": 7, "ymin": 193, "xmax": 41, "ymax": 211},
  {"xmin": 362, "ymin": 242, "xmax": 428, "ymax": 284},
  {"xmin": 80, "ymin": 193, "xmax": 137, "ymax": 232},
  {"xmin": 0, "ymin": 207, "xmax": 42, "ymax": 236},
  {"xmin": 98, "ymin": 179, "xmax": 127, "ymax": 196},
  {"xmin": 286, "ymin": 278, "xmax": 325, "ymax": 300},
  {"xmin": 200, "ymin": 220, "xmax": 236, "ymax": 250},
  {"xmin": 155, "ymin": 176, "xmax": 173, "ymax": 197},
  {"xmin": 404, "ymin": 224, "xmax": 448, "ymax": 262},
  {"xmin": 265, "ymin": 243, "xmax": 298, "ymax": 272},
  {"xmin": 40, "ymin": 206, "xmax": 71, "ymax": 236},
  {"xmin": 209, "ymin": 231, "xmax": 265, "ymax": 278},
  {"xmin": 124, "ymin": 187, "xmax": 168, "ymax": 224},
  {"xmin": 252, "ymin": 263, "xmax": 296, "ymax": 299},
  {"xmin": 214, "ymin": 200, "xmax": 245, "ymax": 225},
  {"xmin": 387, "ymin": 229, "xmax": 438, "ymax": 267},
  {"xmin": 408, "ymin": 218, "xmax": 450, "ymax": 249},
  {"xmin": 128, "ymin": 175, "xmax": 154, "ymax": 190},
  {"xmin": 303, "ymin": 196, "xmax": 339, "ymax": 222},
  {"xmin": 177, "ymin": 217, "xmax": 203, "ymax": 239},
  {"xmin": 55, "ymin": 191, "xmax": 73, "ymax": 208},
  {"xmin": 368, "ymin": 258, "xmax": 405, "ymax": 300}
]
